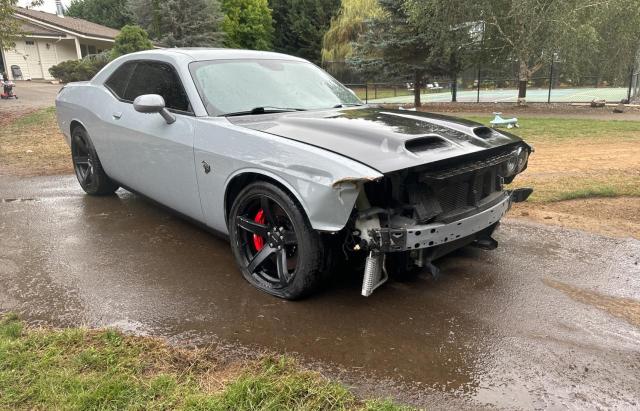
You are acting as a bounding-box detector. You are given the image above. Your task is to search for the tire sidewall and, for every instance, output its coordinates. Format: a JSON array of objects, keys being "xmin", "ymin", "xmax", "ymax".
[
  {"xmin": 71, "ymin": 127, "xmax": 117, "ymax": 196},
  {"xmin": 228, "ymin": 182, "xmax": 322, "ymax": 299}
]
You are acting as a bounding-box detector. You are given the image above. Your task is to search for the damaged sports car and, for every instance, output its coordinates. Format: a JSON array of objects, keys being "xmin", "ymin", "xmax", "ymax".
[{"xmin": 55, "ymin": 49, "xmax": 532, "ymax": 299}]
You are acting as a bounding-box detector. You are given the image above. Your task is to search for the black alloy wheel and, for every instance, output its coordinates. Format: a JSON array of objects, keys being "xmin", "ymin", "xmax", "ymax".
[
  {"xmin": 71, "ymin": 126, "xmax": 119, "ymax": 195},
  {"xmin": 229, "ymin": 182, "xmax": 324, "ymax": 299}
]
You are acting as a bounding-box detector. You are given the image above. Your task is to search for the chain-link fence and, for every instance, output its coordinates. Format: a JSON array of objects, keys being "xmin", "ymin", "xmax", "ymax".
[{"xmin": 330, "ymin": 57, "xmax": 637, "ymax": 105}]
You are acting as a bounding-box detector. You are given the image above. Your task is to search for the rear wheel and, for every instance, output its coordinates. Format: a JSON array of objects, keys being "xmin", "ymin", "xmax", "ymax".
[
  {"xmin": 71, "ymin": 126, "xmax": 119, "ymax": 196},
  {"xmin": 228, "ymin": 182, "xmax": 324, "ymax": 299}
]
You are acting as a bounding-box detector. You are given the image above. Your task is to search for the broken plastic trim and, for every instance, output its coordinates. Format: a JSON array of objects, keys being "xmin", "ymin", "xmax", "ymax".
[{"xmin": 332, "ymin": 176, "xmax": 381, "ymax": 189}]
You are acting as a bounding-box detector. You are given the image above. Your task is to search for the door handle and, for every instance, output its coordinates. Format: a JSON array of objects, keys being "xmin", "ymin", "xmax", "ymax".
[{"xmin": 112, "ymin": 112, "xmax": 122, "ymax": 119}]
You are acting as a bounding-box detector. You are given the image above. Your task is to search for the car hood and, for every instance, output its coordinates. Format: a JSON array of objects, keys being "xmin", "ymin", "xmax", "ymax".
[{"xmin": 226, "ymin": 107, "xmax": 523, "ymax": 174}]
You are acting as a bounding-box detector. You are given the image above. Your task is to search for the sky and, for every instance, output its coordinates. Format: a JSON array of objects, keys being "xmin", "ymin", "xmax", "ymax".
[{"xmin": 18, "ymin": 0, "xmax": 71, "ymax": 14}]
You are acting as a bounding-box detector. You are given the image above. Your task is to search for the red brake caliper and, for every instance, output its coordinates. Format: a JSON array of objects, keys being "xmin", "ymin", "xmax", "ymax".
[{"xmin": 253, "ymin": 209, "xmax": 265, "ymax": 251}]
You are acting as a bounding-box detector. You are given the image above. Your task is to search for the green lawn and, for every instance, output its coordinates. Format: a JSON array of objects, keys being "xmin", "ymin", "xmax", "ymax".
[
  {"xmin": 0, "ymin": 314, "xmax": 409, "ymax": 411},
  {"xmin": 463, "ymin": 115, "xmax": 640, "ymax": 143}
]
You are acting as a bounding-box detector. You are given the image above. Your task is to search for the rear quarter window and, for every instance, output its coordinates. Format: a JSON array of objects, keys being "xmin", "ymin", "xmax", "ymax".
[{"xmin": 104, "ymin": 62, "xmax": 136, "ymax": 99}]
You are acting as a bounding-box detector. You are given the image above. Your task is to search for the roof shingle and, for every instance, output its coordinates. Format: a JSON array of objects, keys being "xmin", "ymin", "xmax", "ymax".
[{"xmin": 15, "ymin": 7, "xmax": 119, "ymax": 40}]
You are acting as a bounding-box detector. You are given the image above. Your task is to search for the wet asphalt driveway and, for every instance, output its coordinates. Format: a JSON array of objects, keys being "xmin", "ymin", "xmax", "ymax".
[{"xmin": 1, "ymin": 174, "xmax": 639, "ymax": 409}]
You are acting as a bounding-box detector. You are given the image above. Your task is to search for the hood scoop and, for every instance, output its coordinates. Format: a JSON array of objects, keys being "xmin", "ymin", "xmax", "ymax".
[
  {"xmin": 404, "ymin": 136, "xmax": 450, "ymax": 154},
  {"xmin": 473, "ymin": 126, "xmax": 497, "ymax": 139}
]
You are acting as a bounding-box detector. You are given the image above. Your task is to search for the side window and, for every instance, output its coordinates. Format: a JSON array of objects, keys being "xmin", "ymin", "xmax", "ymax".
[
  {"xmin": 104, "ymin": 62, "xmax": 136, "ymax": 99},
  {"xmin": 123, "ymin": 61, "xmax": 191, "ymax": 113}
]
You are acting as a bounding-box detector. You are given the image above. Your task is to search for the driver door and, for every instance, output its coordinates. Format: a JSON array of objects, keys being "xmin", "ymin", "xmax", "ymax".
[{"xmin": 103, "ymin": 60, "xmax": 203, "ymax": 221}]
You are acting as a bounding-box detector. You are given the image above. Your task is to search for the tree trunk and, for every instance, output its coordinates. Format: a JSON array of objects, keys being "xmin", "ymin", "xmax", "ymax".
[
  {"xmin": 451, "ymin": 73, "xmax": 458, "ymax": 102},
  {"xmin": 518, "ymin": 60, "xmax": 528, "ymax": 100},
  {"xmin": 414, "ymin": 71, "xmax": 422, "ymax": 108}
]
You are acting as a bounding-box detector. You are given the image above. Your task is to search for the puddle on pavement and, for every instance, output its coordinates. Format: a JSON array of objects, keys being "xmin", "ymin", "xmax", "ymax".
[
  {"xmin": 544, "ymin": 278, "xmax": 640, "ymax": 327},
  {"xmin": 4, "ymin": 177, "xmax": 640, "ymax": 409}
]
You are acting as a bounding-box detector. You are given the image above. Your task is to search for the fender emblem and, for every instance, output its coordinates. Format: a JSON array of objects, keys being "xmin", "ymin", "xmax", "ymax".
[{"xmin": 202, "ymin": 161, "xmax": 211, "ymax": 174}]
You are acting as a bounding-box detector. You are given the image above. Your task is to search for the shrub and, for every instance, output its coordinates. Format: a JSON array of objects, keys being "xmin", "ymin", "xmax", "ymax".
[
  {"xmin": 48, "ymin": 51, "xmax": 112, "ymax": 83},
  {"xmin": 111, "ymin": 25, "xmax": 153, "ymax": 58}
]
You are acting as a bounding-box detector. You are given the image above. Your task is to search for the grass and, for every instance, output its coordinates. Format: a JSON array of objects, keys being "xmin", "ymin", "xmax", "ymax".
[
  {"xmin": 463, "ymin": 115, "xmax": 640, "ymax": 143},
  {"xmin": 0, "ymin": 313, "xmax": 410, "ymax": 411}
]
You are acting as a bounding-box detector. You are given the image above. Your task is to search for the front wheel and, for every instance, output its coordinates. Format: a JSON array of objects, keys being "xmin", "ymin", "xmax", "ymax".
[
  {"xmin": 71, "ymin": 126, "xmax": 119, "ymax": 196},
  {"xmin": 228, "ymin": 182, "xmax": 325, "ymax": 299}
]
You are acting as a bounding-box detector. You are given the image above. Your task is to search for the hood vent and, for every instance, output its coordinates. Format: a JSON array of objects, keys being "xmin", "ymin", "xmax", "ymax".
[
  {"xmin": 405, "ymin": 136, "xmax": 449, "ymax": 153},
  {"xmin": 473, "ymin": 126, "xmax": 496, "ymax": 139}
]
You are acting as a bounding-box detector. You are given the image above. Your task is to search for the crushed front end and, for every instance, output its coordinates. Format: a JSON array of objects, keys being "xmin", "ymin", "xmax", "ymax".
[{"xmin": 347, "ymin": 143, "xmax": 533, "ymax": 296}]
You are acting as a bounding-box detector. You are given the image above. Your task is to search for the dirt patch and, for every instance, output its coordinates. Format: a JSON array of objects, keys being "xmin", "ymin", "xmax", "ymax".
[
  {"xmin": 0, "ymin": 107, "xmax": 72, "ymax": 177},
  {"xmin": 510, "ymin": 197, "xmax": 640, "ymax": 239},
  {"xmin": 543, "ymin": 278, "xmax": 640, "ymax": 328},
  {"xmin": 510, "ymin": 138, "xmax": 640, "ymax": 202}
]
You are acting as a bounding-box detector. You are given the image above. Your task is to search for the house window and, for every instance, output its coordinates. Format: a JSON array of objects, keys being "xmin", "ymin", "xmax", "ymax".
[
  {"xmin": 80, "ymin": 44, "xmax": 98, "ymax": 57},
  {"xmin": 25, "ymin": 40, "xmax": 35, "ymax": 45}
]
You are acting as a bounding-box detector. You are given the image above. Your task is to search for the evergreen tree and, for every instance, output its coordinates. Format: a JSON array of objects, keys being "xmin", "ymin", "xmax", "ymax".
[
  {"xmin": 111, "ymin": 24, "xmax": 153, "ymax": 57},
  {"xmin": 130, "ymin": 0, "xmax": 223, "ymax": 47},
  {"xmin": 350, "ymin": 0, "xmax": 437, "ymax": 107},
  {"xmin": 66, "ymin": 0, "xmax": 133, "ymax": 29},
  {"xmin": 270, "ymin": 0, "xmax": 340, "ymax": 64},
  {"xmin": 222, "ymin": 0, "xmax": 274, "ymax": 50}
]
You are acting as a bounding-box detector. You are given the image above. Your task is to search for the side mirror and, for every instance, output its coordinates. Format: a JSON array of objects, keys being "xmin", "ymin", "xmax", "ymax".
[{"xmin": 133, "ymin": 94, "xmax": 176, "ymax": 124}]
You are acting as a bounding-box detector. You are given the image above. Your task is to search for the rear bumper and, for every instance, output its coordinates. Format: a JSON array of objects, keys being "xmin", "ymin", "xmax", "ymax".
[{"xmin": 369, "ymin": 188, "xmax": 531, "ymax": 252}]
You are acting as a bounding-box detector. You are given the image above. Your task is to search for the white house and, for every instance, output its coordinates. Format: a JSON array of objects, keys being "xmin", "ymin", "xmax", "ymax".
[{"xmin": 0, "ymin": 6, "xmax": 119, "ymax": 80}]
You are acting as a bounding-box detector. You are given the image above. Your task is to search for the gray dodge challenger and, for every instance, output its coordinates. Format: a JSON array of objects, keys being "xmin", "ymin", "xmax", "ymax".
[{"xmin": 55, "ymin": 48, "xmax": 533, "ymax": 299}]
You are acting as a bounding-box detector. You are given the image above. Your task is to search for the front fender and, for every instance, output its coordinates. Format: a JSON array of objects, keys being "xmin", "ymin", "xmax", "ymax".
[
  {"xmin": 195, "ymin": 118, "xmax": 382, "ymax": 233},
  {"xmin": 225, "ymin": 168, "xmax": 377, "ymax": 232}
]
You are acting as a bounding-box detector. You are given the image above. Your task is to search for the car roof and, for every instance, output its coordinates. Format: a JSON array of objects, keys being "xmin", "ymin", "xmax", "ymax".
[{"xmin": 127, "ymin": 48, "xmax": 308, "ymax": 63}]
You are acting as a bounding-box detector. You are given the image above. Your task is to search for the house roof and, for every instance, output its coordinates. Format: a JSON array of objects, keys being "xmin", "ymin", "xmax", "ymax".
[
  {"xmin": 15, "ymin": 7, "xmax": 119, "ymax": 40},
  {"xmin": 18, "ymin": 20, "xmax": 66, "ymax": 37}
]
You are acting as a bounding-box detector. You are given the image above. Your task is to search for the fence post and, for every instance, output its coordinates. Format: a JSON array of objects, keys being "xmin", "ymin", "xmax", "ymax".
[
  {"xmin": 627, "ymin": 64, "xmax": 634, "ymax": 104},
  {"xmin": 547, "ymin": 58, "xmax": 554, "ymax": 104},
  {"xmin": 374, "ymin": 84, "xmax": 377, "ymax": 100},
  {"xmin": 476, "ymin": 64, "xmax": 481, "ymax": 103},
  {"xmin": 365, "ymin": 84, "xmax": 368, "ymax": 103}
]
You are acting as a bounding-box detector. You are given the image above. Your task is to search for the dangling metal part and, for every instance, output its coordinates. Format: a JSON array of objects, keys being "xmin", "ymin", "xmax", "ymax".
[{"xmin": 361, "ymin": 251, "xmax": 388, "ymax": 297}]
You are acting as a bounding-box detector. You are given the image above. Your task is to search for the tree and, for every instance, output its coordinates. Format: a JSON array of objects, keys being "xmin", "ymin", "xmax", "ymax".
[
  {"xmin": 66, "ymin": 0, "xmax": 133, "ymax": 29},
  {"xmin": 482, "ymin": 0, "xmax": 601, "ymax": 103},
  {"xmin": 1, "ymin": 0, "xmax": 42, "ymax": 50},
  {"xmin": 111, "ymin": 25, "xmax": 153, "ymax": 58},
  {"xmin": 270, "ymin": 0, "xmax": 340, "ymax": 64},
  {"xmin": 222, "ymin": 0, "xmax": 274, "ymax": 50},
  {"xmin": 349, "ymin": 0, "xmax": 436, "ymax": 107},
  {"xmin": 129, "ymin": 0, "xmax": 224, "ymax": 47},
  {"xmin": 561, "ymin": 0, "xmax": 640, "ymax": 88},
  {"xmin": 406, "ymin": 0, "xmax": 483, "ymax": 102},
  {"xmin": 321, "ymin": 0, "xmax": 384, "ymax": 63},
  {"xmin": 158, "ymin": 0, "xmax": 224, "ymax": 47}
]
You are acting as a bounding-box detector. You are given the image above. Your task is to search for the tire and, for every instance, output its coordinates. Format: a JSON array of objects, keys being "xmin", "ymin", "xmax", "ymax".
[
  {"xmin": 228, "ymin": 181, "xmax": 325, "ymax": 299},
  {"xmin": 71, "ymin": 126, "xmax": 119, "ymax": 196}
]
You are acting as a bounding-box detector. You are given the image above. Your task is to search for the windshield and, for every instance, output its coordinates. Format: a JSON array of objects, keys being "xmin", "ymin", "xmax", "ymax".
[{"xmin": 189, "ymin": 59, "xmax": 362, "ymax": 116}]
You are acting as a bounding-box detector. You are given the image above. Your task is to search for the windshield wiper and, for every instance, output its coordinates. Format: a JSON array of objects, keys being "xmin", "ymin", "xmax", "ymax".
[{"xmin": 222, "ymin": 106, "xmax": 307, "ymax": 117}]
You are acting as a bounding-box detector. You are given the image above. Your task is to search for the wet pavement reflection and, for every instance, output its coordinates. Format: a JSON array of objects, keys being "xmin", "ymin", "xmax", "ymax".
[{"xmin": 1, "ymin": 175, "xmax": 639, "ymax": 409}]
